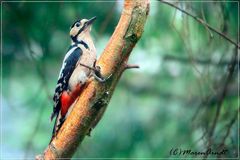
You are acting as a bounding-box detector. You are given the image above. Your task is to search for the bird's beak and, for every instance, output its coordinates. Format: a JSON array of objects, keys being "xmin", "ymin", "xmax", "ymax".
[{"xmin": 86, "ymin": 16, "xmax": 96, "ymax": 26}]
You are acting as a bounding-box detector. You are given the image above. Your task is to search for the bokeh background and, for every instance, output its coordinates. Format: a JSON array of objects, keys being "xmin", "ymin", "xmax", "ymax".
[{"xmin": 1, "ymin": 1, "xmax": 239, "ymax": 159}]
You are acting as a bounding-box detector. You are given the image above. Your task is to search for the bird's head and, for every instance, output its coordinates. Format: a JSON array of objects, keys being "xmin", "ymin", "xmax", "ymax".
[{"xmin": 70, "ymin": 16, "xmax": 96, "ymax": 42}]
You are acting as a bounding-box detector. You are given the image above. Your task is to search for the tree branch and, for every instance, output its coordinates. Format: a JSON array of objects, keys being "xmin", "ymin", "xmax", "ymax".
[
  {"xmin": 159, "ymin": 0, "xmax": 240, "ymax": 49},
  {"xmin": 124, "ymin": 64, "xmax": 140, "ymax": 70},
  {"xmin": 219, "ymin": 111, "xmax": 238, "ymax": 147},
  {"xmin": 203, "ymin": 47, "xmax": 238, "ymax": 159},
  {"xmin": 208, "ymin": 48, "xmax": 238, "ymax": 138},
  {"xmin": 36, "ymin": 0, "xmax": 150, "ymax": 159}
]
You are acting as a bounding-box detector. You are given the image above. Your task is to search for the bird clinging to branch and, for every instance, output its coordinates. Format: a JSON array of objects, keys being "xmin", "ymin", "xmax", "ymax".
[{"xmin": 50, "ymin": 17, "xmax": 110, "ymax": 140}]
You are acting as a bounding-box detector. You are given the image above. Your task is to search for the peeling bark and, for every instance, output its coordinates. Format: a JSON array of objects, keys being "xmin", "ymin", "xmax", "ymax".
[{"xmin": 36, "ymin": 0, "xmax": 150, "ymax": 159}]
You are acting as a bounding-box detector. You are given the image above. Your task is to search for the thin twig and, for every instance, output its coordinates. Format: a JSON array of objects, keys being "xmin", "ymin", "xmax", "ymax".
[
  {"xmin": 124, "ymin": 64, "xmax": 139, "ymax": 70},
  {"xmin": 203, "ymin": 48, "xmax": 238, "ymax": 159},
  {"xmin": 170, "ymin": 10, "xmax": 217, "ymax": 97},
  {"xmin": 159, "ymin": 0, "xmax": 240, "ymax": 48},
  {"xmin": 209, "ymin": 48, "xmax": 238, "ymax": 138},
  {"xmin": 220, "ymin": 111, "xmax": 238, "ymax": 146},
  {"xmin": 200, "ymin": 3, "xmax": 213, "ymax": 39}
]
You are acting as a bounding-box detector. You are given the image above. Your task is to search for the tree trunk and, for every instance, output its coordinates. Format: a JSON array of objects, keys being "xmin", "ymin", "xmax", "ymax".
[{"xmin": 36, "ymin": 0, "xmax": 150, "ymax": 159}]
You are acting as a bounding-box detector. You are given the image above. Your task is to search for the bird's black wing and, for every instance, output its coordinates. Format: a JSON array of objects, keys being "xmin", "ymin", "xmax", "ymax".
[{"xmin": 50, "ymin": 46, "xmax": 82, "ymax": 121}]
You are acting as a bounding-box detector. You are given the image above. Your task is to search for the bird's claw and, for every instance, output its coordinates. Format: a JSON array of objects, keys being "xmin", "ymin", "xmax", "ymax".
[{"xmin": 93, "ymin": 65, "xmax": 112, "ymax": 83}]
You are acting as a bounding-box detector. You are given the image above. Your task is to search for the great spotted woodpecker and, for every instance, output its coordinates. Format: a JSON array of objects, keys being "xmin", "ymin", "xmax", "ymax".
[{"xmin": 50, "ymin": 17, "xmax": 107, "ymax": 138}]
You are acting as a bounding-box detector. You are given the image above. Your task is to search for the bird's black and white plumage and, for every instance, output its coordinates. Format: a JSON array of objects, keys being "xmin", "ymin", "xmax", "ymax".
[
  {"xmin": 50, "ymin": 17, "xmax": 97, "ymax": 138},
  {"xmin": 51, "ymin": 46, "xmax": 82, "ymax": 121}
]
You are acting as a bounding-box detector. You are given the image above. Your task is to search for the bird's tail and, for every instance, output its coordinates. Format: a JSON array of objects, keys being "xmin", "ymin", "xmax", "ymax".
[{"xmin": 49, "ymin": 112, "xmax": 65, "ymax": 143}]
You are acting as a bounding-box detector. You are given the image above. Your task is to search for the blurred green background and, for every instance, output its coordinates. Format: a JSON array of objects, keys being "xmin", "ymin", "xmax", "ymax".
[{"xmin": 1, "ymin": 1, "xmax": 239, "ymax": 159}]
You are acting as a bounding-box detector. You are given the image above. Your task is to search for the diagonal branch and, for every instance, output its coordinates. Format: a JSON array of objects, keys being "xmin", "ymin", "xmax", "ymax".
[
  {"xmin": 36, "ymin": 0, "xmax": 150, "ymax": 159},
  {"xmin": 159, "ymin": 0, "xmax": 240, "ymax": 49},
  {"xmin": 208, "ymin": 48, "xmax": 238, "ymax": 138}
]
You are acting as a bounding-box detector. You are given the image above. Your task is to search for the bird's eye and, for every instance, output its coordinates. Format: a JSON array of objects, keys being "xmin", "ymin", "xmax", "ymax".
[{"xmin": 75, "ymin": 22, "xmax": 80, "ymax": 27}]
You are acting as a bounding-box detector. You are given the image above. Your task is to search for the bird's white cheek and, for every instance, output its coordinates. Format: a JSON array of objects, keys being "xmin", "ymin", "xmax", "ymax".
[{"xmin": 70, "ymin": 28, "xmax": 78, "ymax": 37}]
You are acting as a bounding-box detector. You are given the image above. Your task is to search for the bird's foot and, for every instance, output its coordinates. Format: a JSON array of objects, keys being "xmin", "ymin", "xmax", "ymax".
[
  {"xmin": 79, "ymin": 60, "xmax": 112, "ymax": 83},
  {"xmin": 92, "ymin": 60, "xmax": 112, "ymax": 82}
]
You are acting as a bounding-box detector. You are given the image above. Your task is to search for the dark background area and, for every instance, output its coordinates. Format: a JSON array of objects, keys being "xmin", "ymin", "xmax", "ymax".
[{"xmin": 1, "ymin": 1, "xmax": 239, "ymax": 159}]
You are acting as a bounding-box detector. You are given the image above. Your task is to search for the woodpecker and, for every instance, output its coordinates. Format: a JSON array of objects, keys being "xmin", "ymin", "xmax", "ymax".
[{"xmin": 50, "ymin": 17, "xmax": 107, "ymax": 138}]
